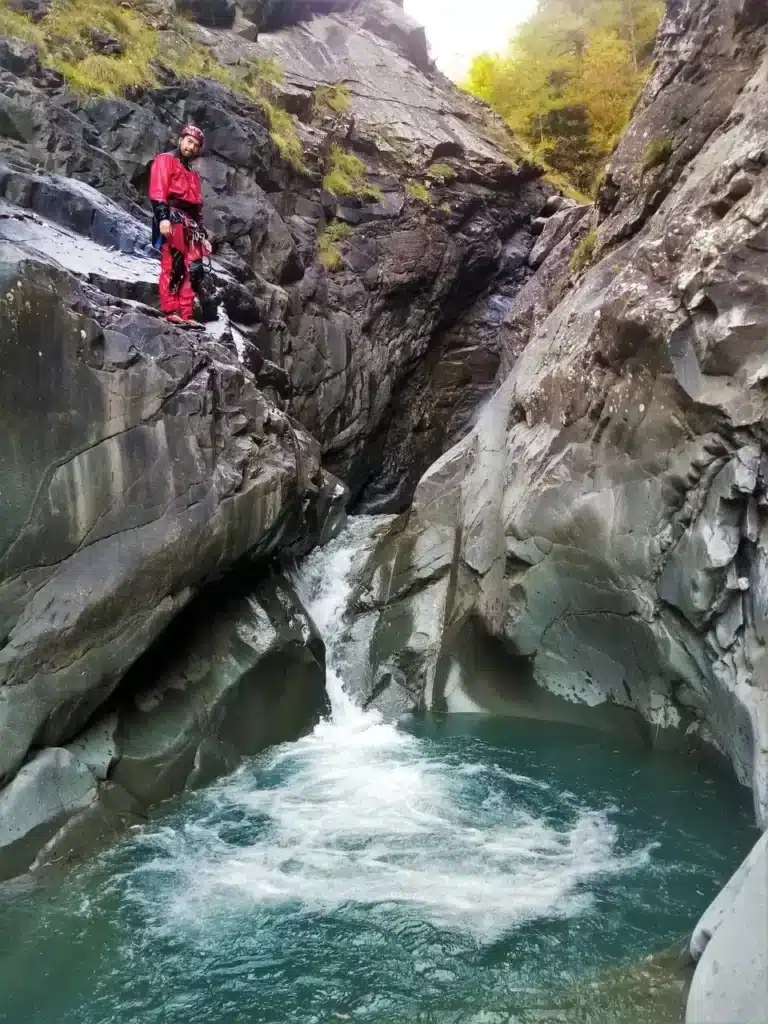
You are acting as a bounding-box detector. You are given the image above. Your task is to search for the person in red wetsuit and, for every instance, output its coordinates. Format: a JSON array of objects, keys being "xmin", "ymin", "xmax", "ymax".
[{"xmin": 149, "ymin": 125, "xmax": 212, "ymax": 324}]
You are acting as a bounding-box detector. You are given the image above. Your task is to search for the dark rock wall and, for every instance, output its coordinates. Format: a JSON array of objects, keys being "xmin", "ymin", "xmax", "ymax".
[{"xmin": 0, "ymin": 0, "xmax": 550, "ymax": 877}]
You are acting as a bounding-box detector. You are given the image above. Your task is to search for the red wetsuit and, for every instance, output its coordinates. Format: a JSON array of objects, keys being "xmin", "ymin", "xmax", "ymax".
[{"xmin": 149, "ymin": 151, "xmax": 206, "ymax": 320}]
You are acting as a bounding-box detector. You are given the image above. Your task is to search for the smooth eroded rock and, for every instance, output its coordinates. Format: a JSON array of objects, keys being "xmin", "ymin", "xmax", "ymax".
[{"xmin": 686, "ymin": 829, "xmax": 768, "ymax": 1024}]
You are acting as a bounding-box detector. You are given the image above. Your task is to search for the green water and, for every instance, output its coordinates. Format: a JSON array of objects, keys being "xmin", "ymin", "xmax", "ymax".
[{"xmin": 0, "ymin": 709, "xmax": 756, "ymax": 1024}]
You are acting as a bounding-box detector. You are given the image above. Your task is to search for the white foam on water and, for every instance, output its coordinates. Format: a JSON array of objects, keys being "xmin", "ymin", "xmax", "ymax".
[{"xmin": 132, "ymin": 518, "xmax": 654, "ymax": 945}]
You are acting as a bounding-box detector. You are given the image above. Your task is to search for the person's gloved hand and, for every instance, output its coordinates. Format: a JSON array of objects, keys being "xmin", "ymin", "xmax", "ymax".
[
  {"xmin": 202, "ymin": 238, "xmax": 212, "ymax": 256},
  {"xmin": 159, "ymin": 219, "xmax": 172, "ymax": 238}
]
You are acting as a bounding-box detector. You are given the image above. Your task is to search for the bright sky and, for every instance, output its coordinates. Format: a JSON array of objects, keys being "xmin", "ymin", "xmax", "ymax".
[{"xmin": 404, "ymin": 0, "xmax": 538, "ymax": 80}]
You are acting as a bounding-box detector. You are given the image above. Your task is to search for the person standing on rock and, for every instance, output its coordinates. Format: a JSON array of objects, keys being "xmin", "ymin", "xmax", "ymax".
[{"xmin": 149, "ymin": 125, "xmax": 212, "ymax": 325}]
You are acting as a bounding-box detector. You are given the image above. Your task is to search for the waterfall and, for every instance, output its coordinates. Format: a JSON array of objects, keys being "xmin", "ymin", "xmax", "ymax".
[
  {"xmin": 134, "ymin": 518, "xmax": 652, "ymax": 945},
  {"xmin": 291, "ymin": 514, "xmax": 385, "ymax": 724}
]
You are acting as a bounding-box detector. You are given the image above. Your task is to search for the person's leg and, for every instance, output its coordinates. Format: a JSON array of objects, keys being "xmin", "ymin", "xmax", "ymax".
[
  {"xmin": 158, "ymin": 242, "xmax": 181, "ymax": 316},
  {"xmin": 178, "ymin": 237, "xmax": 204, "ymax": 321}
]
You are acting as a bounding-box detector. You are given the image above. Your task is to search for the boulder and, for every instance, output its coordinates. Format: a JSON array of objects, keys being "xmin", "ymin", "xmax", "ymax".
[
  {"xmin": 359, "ymin": 0, "xmax": 431, "ymax": 73},
  {"xmin": 0, "ymin": 570, "xmax": 328, "ymax": 879},
  {"xmin": 527, "ymin": 203, "xmax": 589, "ymax": 270},
  {"xmin": 0, "ymin": 749, "xmax": 98, "ymax": 882},
  {"xmin": 686, "ymin": 829, "xmax": 768, "ymax": 1024},
  {"xmin": 110, "ymin": 571, "xmax": 327, "ymax": 805}
]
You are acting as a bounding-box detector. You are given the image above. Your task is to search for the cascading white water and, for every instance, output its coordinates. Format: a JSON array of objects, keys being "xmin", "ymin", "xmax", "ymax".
[{"xmin": 151, "ymin": 518, "xmax": 651, "ymax": 944}]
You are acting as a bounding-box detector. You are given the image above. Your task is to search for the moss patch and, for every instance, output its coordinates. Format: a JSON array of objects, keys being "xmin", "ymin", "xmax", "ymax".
[
  {"xmin": 317, "ymin": 220, "xmax": 352, "ymax": 271},
  {"xmin": 569, "ymin": 227, "xmax": 597, "ymax": 274},
  {"xmin": 323, "ymin": 144, "xmax": 382, "ymax": 201},
  {"xmin": 642, "ymin": 137, "xmax": 674, "ymax": 173}
]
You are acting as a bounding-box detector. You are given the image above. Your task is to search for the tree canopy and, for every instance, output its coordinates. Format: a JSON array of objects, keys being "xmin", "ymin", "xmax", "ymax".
[{"xmin": 464, "ymin": 0, "xmax": 664, "ymax": 195}]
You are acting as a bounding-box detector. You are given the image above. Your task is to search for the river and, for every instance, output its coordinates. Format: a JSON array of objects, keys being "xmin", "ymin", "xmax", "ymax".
[{"xmin": 0, "ymin": 521, "xmax": 757, "ymax": 1023}]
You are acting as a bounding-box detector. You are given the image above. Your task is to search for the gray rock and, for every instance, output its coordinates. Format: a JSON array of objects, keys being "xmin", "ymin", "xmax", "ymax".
[
  {"xmin": 686, "ymin": 829, "xmax": 768, "ymax": 1024},
  {"xmin": 65, "ymin": 714, "xmax": 119, "ymax": 782},
  {"xmin": 110, "ymin": 572, "xmax": 327, "ymax": 806},
  {"xmin": 0, "ymin": 5, "xmax": 550, "ymax": 509},
  {"xmin": 0, "ymin": 569, "xmax": 329, "ymax": 880},
  {"xmin": 343, "ymin": 0, "xmax": 768, "ymax": 835},
  {"xmin": 359, "ymin": 0, "xmax": 431, "ymax": 73},
  {"xmin": 0, "ymin": 748, "xmax": 98, "ymax": 882},
  {"xmin": 0, "ymin": 210, "xmax": 342, "ymax": 786},
  {"xmin": 527, "ymin": 204, "xmax": 589, "ymax": 269},
  {"xmin": 29, "ymin": 781, "xmax": 143, "ymax": 876},
  {"xmin": 597, "ymin": 0, "xmax": 768, "ymax": 248}
]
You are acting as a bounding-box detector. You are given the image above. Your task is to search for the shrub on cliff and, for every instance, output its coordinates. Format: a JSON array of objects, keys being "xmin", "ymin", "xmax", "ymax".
[{"xmin": 464, "ymin": 0, "xmax": 664, "ymax": 195}]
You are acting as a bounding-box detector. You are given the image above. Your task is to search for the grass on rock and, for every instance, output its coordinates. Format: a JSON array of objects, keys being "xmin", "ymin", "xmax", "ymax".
[
  {"xmin": 314, "ymin": 82, "xmax": 350, "ymax": 115},
  {"xmin": 0, "ymin": 0, "xmax": 307, "ymax": 171},
  {"xmin": 426, "ymin": 163, "xmax": 456, "ymax": 183},
  {"xmin": 323, "ymin": 145, "xmax": 382, "ymax": 201},
  {"xmin": 569, "ymin": 227, "xmax": 597, "ymax": 274},
  {"xmin": 317, "ymin": 220, "xmax": 352, "ymax": 271},
  {"xmin": 405, "ymin": 179, "xmax": 431, "ymax": 204},
  {"xmin": 642, "ymin": 137, "xmax": 674, "ymax": 173}
]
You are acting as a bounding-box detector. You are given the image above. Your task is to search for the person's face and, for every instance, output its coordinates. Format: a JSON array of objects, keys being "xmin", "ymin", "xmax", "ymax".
[{"xmin": 179, "ymin": 134, "xmax": 201, "ymax": 159}]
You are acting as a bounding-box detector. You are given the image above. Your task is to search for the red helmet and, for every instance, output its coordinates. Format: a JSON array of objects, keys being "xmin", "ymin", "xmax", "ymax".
[{"xmin": 180, "ymin": 125, "xmax": 205, "ymax": 148}]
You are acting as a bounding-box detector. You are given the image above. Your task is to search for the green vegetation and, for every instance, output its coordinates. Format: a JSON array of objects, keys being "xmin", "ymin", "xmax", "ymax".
[
  {"xmin": 543, "ymin": 168, "xmax": 592, "ymax": 205},
  {"xmin": 317, "ymin": 220, "xmax": 352, "ymax": 271},
  {"xmin": 1, "ymin": 0, "xmax": 158, "ymax": 93},
  {"xmin": 642, "ymin": 137, "xmax": 674, "ymax": 172},
  {"xmin": 405, "ymin": 179, "xmax": 431, "ymax": 204},
  {"xmin": 323, "ymin": 144, "xmax": 382, "ymax": 201},
  {"xmin": 464, "ymin": 0, "xmax": 664, "ymax": 195},
  {"xmin": 426, "ymin": 162, "xmax": 456, "ymax": 183},
  {"xmin": 314, "ymin": 82, "xmax": 351, "ymax": 115},
  {"xmin": 0, "ymin": 0, "xmax": 306, "ymax": 171},
  {"xmin": 569, "ymin": 227, "xmax": 597, "ymax": 273},
  {"xmin": 260, "ymin": 97, "xmax": 305, "ymax": 170},
  {"xmin": 0, "ymin": 2, "xmax": 46, "ymax": 47}
]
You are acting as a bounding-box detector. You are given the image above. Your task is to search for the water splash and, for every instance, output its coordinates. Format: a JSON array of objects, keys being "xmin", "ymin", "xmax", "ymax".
[{"xmin": 119, "ymin": 518, "xmax": 654, "ymax": 945}]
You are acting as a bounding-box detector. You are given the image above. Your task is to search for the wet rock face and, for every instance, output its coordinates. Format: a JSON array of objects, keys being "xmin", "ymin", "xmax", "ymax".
[
  {"xmin": 0, "ymin": 572, "xmax": 327, "ymax": 881},
  {"xmin": 175, "ymin": 0, "xmax": 237, "ymax": 28},
  {"xmin": 0, "ymin": 0, "xmax": 546, "ymax": 876},
  {"xmin": 0, "ymin": 202, "xmax": 341, "ymax": 792},
  {"xmin": 345, "ymin": 0, "xmax": 768, "ymax": 831}
]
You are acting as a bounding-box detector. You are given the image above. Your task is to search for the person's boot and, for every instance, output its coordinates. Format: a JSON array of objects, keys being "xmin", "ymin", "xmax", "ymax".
[{"xmin": 165, "ymin": 313, "xmax": 203, "ymax": 329}]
